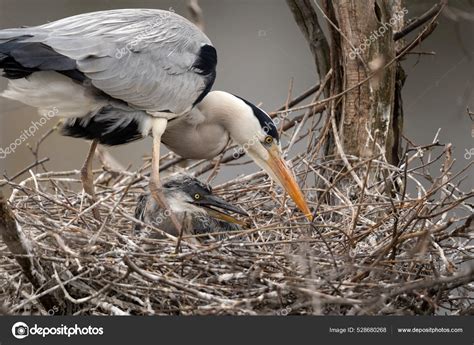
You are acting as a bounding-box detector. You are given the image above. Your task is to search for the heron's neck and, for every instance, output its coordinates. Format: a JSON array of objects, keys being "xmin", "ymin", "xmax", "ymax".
[{"xmin": 197, "ymin": 91, "xmax": 256, "ymax": 144}]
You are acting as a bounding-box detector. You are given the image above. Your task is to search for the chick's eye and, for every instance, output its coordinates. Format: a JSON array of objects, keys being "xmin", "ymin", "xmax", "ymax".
[
  {"xmin": 194, "ymin": 193, "xmax": 201, "ymax": 200},
  {"xmin": 264, "ymin": 136, "xmax": 273, "ymax": 145}
]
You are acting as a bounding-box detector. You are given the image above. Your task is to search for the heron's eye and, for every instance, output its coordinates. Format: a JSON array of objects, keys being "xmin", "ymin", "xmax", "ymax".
[
  {"xmin": 194, "ymin": 193, "xmax": 201, "ymax": 200},
  {"xmin": 264, "ymin": 135, "xmax": 273, "ymax": 145}
]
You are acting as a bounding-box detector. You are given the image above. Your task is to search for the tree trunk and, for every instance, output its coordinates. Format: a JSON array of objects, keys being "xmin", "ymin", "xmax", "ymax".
[
  {"xmin": 288, "ymin": 0, "xmax": 405, "ymax": 166},
  {"xmin": 324, "ymin": 0, "xmax": 404, "ymax": 165}
]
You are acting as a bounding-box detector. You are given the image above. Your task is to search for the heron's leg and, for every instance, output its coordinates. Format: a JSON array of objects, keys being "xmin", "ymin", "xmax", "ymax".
[
  {"xmin": 80, "ymin": 139, "xmax": 101, "ymax": 221},
  {"xmin": 149, "ymin": 119, "xmax": 183, "ymax": 236}
]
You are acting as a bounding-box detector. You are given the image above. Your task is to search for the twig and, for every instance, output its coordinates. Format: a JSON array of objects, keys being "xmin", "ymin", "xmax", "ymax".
[
  {"xmin": 187, "ymin": 0, "xmax": 205, "ymax": 31},
  {"xmin": 394, "ymin": 1, "xmax": 447, "ymax": 40}
]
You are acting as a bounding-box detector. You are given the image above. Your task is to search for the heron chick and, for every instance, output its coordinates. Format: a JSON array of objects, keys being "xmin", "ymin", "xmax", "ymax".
[{"xmin": 134, "ymin": 175, "xmax": 247, "ymax": 238}]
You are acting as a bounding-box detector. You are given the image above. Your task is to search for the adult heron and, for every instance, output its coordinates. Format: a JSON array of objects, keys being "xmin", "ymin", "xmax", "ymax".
[
  {"xmin": 134, "ymin": 175, "xmax": 246, "ymax": 237},
  {"xmin": 0, "ymin": 9, "xmax": 312, "ymax": 220}
]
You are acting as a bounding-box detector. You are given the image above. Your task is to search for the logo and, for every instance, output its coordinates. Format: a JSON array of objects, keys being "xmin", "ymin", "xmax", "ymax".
[
  {"xmin": 10, "ymin": 322, "xmax": 104, "ymax": 339},
  {"xmin": 12, "ymin": 322, "xmax": 29, "ymax": 339}
]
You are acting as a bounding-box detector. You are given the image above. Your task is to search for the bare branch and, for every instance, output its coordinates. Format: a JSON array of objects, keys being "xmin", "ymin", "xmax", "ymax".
[
  {"xmin": 286, "ymin": 0, "xmax": 330, "ymax": 95},
  {"xmin": 188, "ymin": 0, "xmax": 205, "ymax": 31}
]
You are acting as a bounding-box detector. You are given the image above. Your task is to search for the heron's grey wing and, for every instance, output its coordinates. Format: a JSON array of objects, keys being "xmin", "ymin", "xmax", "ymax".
[
  {"xmin": 1, "ymin": 9, "xmax": 216, "ymax": 114},
  {"xmin": 48, "ymin": 9, "xmax": 215, "ymax": 114}
]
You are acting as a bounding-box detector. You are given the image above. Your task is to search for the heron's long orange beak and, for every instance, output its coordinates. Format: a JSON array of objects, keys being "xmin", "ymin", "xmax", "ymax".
[{"xmin": 266, "ymin": 147, "xmax": 313, "ymax": 221}]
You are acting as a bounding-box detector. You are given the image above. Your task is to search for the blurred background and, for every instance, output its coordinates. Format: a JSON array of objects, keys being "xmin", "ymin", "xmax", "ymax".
[{"xmin": 0, "ymin": 0, "xmax": 473, "ymax": 190}]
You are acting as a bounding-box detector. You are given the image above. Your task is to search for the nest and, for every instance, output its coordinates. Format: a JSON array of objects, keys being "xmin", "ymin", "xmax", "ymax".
[
  {"xmin": 1, "ymin": 75, "xmax": 473, "ymax": 315},
  {"xmin": 1, "ymin": 134, "xmax": 472, "ymax": 316}
]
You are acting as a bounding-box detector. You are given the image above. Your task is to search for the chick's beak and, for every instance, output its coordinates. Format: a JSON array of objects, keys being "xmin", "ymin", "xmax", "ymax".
[
  {"xmin": 265, "ymin": 146, "xmax": 313, "ymax": 221},
  {"xmin": 194, "ymin": 194, "xmax": 248, "ymax": 225}
]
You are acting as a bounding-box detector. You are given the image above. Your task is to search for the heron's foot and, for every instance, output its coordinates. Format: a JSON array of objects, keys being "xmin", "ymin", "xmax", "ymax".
[
  {"xmin": 149, "ymin": 180, "xmax": 183, "ymax": 239},
  {"xmin": 80, "ymin": 165, "xmax": 101, "ymax": 221}
]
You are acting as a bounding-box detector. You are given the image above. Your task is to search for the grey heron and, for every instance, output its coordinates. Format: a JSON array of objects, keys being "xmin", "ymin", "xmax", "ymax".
[
  {"xmin": 134, "ymin": 175, "xmax": 246, "ymax": 237},
  {"xmin": 0, "ymin": 8, "xmax": 312, "ymax": 220}
]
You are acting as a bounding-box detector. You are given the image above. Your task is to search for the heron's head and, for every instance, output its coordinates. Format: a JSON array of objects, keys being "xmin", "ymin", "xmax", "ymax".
[
  {"xmin": 164, "ymin": 175, "xmax": 248, "ymax": 225},
  {"xmin": 203, "ymin": 91, "xmax": 312, "ymax": 220}
]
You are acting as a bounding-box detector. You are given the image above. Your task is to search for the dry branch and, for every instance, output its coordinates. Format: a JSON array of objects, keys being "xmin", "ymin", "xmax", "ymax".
[
  {"xmin": 286, "ymin": 0, "xmax": 330, "ymax": 96},
  {"xmin": 187, "ymin": 0, "xmax": 205, "ymax": 31}
]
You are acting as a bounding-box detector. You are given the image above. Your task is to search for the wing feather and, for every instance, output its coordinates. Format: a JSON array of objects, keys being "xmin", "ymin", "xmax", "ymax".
[{"xmin": 1, "ymin": 9, "xmax": 217, "ymax": 113}]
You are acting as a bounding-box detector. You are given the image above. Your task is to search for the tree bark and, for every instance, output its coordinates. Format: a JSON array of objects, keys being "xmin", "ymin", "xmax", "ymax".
[
  {"xmin": 288, "ymin": 0, "xmax": 405, "ymax": 166},
  {"xmin": 324, "ymin": 0, "xmax": 404, "ymax": 165}
]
